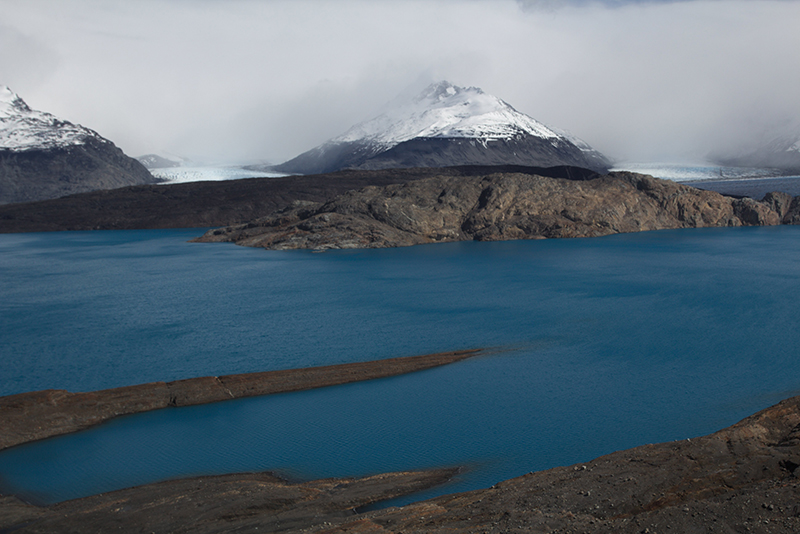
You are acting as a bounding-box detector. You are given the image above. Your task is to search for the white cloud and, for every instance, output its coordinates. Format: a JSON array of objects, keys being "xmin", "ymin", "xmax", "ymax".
[{"xmin": 2, "ymin": 0, "xmax": 799, "ymax": 164}]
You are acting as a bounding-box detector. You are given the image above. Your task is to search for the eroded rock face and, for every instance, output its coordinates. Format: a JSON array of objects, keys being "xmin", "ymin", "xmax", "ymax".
[{"xmin": 196, "ymin": 171, "xmax": 795, "ymax": 251}]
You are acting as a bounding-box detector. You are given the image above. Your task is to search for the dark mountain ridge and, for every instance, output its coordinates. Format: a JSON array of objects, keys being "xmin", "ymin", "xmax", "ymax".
[{"xmin": 0, "ymin": 86, "xmax": 155, "ymax": 204}]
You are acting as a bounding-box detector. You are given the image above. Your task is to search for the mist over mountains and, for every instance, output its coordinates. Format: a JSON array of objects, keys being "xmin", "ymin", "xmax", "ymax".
[
  {"xmin": 270, "ymin": 82, "xmax": 611, "ymax": 175},
  {"xmin": 712, "ymin": 128, "xmax": 800, "ymax": 173}
]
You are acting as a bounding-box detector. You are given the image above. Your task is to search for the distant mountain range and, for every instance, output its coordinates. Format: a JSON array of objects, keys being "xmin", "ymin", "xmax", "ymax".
[
  {"xmin": 0, "ymin": 86, "xmax": 155, "ymax": 204},
  {"xmin": 713, "ymin": 128, "xmax": 800, "ymax": 173},
  {"xmin": 137, "ymin": 153, "xmax": 187, "ymax": 170},
  {"xmin": 268, "ymin": 82, "xmax": 611, "ymax": 175}
]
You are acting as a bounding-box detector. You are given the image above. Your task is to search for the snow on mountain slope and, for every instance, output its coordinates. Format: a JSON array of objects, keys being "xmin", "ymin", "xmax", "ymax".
[
  {"xmin": 0, "ymin": 86, "xmax": 156, "ymax": 204},
  {"xmin": 273, "ymin": 82, "xmax": 610, "ymax": 175},
  {"xmin": 0, "ymin": 86, "xmax": 105, "ymax": 151},
  {"xmin": 335, "ymin": 81, "xmax": 561, "ymax": 147}
]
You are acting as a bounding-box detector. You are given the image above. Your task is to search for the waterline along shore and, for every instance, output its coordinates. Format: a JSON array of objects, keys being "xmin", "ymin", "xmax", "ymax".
[
  {"xmin": 0, "ymin": 349, "xmax": 483, "ymax": 451},
  {"xmin": 2, "ymin": 389, "xmax": 800, "ymax": 532}
]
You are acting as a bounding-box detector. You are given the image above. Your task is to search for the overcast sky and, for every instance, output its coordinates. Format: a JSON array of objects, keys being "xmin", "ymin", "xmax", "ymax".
[{"xmin": 2, "ymin": 0, "xmax": 799, "ymax": 164}]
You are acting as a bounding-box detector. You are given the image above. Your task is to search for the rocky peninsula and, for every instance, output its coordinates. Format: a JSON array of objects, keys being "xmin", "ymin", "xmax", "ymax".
[
  {"xmin": 195, "ymin": 170, "xmax": 800, "ymax": 251},
  {"xmin": 0, "ymin": 349, "xmax": 481, "ymax": 451},
  {"xmin": 0, "ymin": 166, "xmax": 530, "ymax": 233}
]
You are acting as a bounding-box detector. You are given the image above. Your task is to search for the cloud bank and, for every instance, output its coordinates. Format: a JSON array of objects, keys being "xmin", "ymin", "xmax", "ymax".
[{"xmin": 2, "ymin": 0, "xmax": 799, "ymax": 164}]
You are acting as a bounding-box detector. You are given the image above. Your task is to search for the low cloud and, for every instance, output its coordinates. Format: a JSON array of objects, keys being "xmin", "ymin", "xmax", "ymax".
[{"xmin": 2, "ymin": 0, "xmax": 799, "ymax": 164}]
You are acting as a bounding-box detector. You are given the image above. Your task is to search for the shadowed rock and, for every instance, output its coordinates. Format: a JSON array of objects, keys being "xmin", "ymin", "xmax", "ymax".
[
  {"xmin": 0, "ymin": 469, "xmax": 459, "ymax": 533},
  {"xmin": 0, "ymin": 166, "xmax": 580, "ymax": 233}
]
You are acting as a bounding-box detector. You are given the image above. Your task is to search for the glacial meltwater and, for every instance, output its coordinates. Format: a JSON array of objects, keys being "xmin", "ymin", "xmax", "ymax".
[{"xmin": 2, "ymin": 227, "xmax": 800, "ymax": 506}]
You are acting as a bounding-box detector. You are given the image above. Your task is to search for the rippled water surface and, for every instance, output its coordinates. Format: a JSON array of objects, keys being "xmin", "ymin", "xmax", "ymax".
[{"xmin": 2, "ymin": 227, "xmax": 800, "ymax": 505}]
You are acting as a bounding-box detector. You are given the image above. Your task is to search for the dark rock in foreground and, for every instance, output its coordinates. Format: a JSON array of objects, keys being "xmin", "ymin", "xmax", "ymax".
[
  {"xmin": 0, "ymin": 469, "xmax": 459, "ymax": 534},
  {"xmin": 317, "ymin": 396, "xmax": 800, "ymax": 534},
  {"xmin": 196, "ymin": 170, "xmax": 797, "ymax": 251},
  {"xmin": 3, "ymin": 393, "xmax": 800, "ymax": 533}
]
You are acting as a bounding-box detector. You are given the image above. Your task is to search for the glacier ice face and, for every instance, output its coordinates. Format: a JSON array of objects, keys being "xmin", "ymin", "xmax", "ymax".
[{"xmin": 0, "ymin": 86, "xmax": 104, "ymax": 151}]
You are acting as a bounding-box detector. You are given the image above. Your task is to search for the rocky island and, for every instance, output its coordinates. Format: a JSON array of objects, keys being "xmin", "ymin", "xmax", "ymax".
[{"xmin": 195, "ymin": 168, "xmax": 799, "ymax": 251}]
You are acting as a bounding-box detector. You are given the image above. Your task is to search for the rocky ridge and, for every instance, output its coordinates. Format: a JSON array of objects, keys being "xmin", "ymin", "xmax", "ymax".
[
  {"xmin": 196, "ymin": 169, "xmax": 798, "ymax": 251},
  {"xmin": 0, "ymin": 469, "xmax": 460, "ymax": 533}
]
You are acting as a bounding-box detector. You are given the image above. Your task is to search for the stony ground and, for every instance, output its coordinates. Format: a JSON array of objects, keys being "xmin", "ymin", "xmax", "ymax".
[
  {"xmin": 0, "ymin": 469, "xmax": 459, "ymax": 533},
  {"xmin": 2, "ymin": 395, "xmax": 799, "ymax": 533},
  {"xmin": 307, "ymin": 395, "xmax": 800, "ymax": 533}
]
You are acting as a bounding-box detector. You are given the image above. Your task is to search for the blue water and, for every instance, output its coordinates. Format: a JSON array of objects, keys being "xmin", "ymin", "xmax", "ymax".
[{"xmin": 2, "ymin": 227, "xmax": 800, "ymax": 506}]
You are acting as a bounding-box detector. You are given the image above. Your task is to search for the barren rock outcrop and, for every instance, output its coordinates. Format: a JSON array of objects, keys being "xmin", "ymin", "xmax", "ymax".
[{"xmin": 196, "ymin": 171, "xmax": 796, "ymax": 251}]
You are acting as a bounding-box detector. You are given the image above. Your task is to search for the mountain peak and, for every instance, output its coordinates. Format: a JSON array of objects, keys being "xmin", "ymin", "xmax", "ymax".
[
  {"xmin": 334, "ymin": 81, "xmax": 560, "ymax": 147},
  {"xmin": 0, "ymin": 86, "xmax": 104, "ymax": 151},
  {"xmin": 0, "ymin": 86, "xmax": 32, "ymax": 117},
  {"xmin": 274, "ymin": 82, "xmax": 611, "ymax": 175},
  {"xmin": 415, "ymin": 81, "xmax": 479, "ymax": 102}
]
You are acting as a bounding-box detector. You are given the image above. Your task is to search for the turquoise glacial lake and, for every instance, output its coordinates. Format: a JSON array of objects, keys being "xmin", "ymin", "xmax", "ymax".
[{"xmin": 1, "ymin": 227, "xmax": 800, "ymax": 506}]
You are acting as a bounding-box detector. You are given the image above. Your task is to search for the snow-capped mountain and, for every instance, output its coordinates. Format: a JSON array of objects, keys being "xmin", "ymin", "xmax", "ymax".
[
  {"xmin": 0, "ymin": 86, "xmax": 155, "ymax": 204},
  {"xmin": 0, "ymin": 86, "xmax": 107, "ymax": 151},
  {"xmin": 136, "ymin": 153, "xmax": 193, "ymax": 170},
  {"xmin": 273, "ymin": 81, "xmax": 610, "ymax": 174}
]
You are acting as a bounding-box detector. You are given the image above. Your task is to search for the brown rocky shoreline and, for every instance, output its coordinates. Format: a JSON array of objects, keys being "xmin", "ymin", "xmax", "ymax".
[
  {"xmin": 2, "ymin": 390, "xmax": 799, "ymax": 533},
  {"xmin": 195, "ymin": 170, "xmax": 800, "ymax": 251}
]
